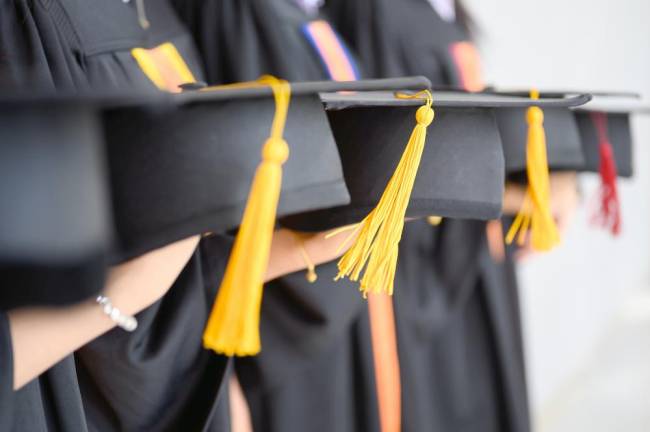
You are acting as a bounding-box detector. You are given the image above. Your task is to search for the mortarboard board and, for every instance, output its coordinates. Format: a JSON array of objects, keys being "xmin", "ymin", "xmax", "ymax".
[
  {"xmin": 0, "ymin": 94, "xmax": 112, "ymax": 310},
  {"xmin": 284, "ymin": 90, "xmax": 590, "ymax": 230},
  {"xmin": 478, "ymin": 89, "xmax": 592, "ymax": 175},
  {"xmin": 573, "ymin": 92, "xmax": 649, "ymax": 177}
]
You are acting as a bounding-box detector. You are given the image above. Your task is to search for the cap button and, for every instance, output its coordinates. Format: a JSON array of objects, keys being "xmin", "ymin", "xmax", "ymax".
[
  {"xmin": 527, "ymin": 106, "xmax": 544, "ymax": 124},
  {"xmin": 416, "ymin": 105, "xmax": 434, "ymax": 126},
  {"xmin": 262, "ymin": 138, "xmax": 289, "ymax": 163}
]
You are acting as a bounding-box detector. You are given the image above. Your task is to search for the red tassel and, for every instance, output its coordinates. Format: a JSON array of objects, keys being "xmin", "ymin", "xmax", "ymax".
[{"xmin": 591, "ymin": 112, "xmax": 621, "ymax": 235}]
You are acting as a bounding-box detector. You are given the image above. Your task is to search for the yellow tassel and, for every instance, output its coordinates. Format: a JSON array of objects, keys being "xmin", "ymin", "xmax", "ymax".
[
  {"xmin": 202, "ymin": 76, "xmax": 291, "ymax": 356},
  {"xmin": 505, "ymin": 90, "xmax": 560, "ymax": 251},
  {"xmin": 335, "ymin": 90, "xmax": 434, "ymax": 297}
]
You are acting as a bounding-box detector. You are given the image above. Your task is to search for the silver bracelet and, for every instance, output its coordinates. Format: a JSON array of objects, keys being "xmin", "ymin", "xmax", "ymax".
[{"xmin": 96, "ymin": 295, "xmax": 138, "ymax": 332}]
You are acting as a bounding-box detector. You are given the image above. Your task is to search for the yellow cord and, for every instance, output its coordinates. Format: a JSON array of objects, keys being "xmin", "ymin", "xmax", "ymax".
[
  {"xmin": 203, "ymin": 76, "xmax": 291, "ymax": 356},
  {"xmin": 505, "ymin": 89, "xmax": 560, "ymax": 251},
  {"xmin": 335, "ymin": 90, "xmax": 434, "ymax": 297},
  {"xmin": 289, "ymin": 231, "xmax": 317, "ymax": 283}
]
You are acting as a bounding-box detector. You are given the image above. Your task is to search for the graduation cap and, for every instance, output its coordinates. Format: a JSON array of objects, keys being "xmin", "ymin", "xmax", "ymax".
[
  {"xmin": 0, "ymin": 94, "xmax": 112, "ymax": 310},
  {"xmin": 494, "ymin": 92, "xmax": 591, "ymax": 175},
  {"xmin": 473, "ymin": 89, "xmax": 591, "ymax": 250},
  {"xmin": 283, "ymin": 88, "xmax": 591, "ymax": 296},
  {"xmin": 498, "ymin": 89, "xmax": 648, "ymax": 236},
  {"xmin": 573, "ymin": 93, "xmax": 650, "ymax": 235},
  {"xmin": 103, "ymin": 80, "xmax": 350, "ymax": 262},
  {"xmin": 574, "ymin": 92, "xmax": 647, "ymax": 177}
]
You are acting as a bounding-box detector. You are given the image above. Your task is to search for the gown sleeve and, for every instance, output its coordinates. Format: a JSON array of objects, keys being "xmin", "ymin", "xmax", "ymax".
[
  {"xmin": 172, "ymin": 0, "xmax": 327, "ymax": 84},
  {"xmin": 0, "ymin": 0, "xmax": 87, "ymax": 90},
  {"xmin": 75, "ymin": 236, "xmax": 234, "ymax": 431}
]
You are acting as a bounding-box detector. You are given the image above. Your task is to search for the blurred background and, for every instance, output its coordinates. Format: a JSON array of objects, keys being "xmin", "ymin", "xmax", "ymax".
[{"xmin": 463, "ymin": 0, "xmax": 650, "ymax": 430}]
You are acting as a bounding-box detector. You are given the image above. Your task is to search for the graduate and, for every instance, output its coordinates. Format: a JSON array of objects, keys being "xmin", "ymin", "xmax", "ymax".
[
  {"xmin": 174, "ymin": 1, "xmax": 389, "ymax": 430},
  {"xmin": 326, "ymin": 0, "xmax": 581, "ymax": 431},
  {"xmin": 0, "ymin": 1, "xmax": 356, "ymax": 430},
  {"xmin": 0, "ymin": 1, "xmax": 231, "ymax": 429}
]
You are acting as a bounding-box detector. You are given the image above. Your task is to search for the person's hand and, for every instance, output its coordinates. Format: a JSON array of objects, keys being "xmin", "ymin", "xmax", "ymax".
[
  {"xmin": 502, "ymin": 172, "xmax": 579, "ymax": 260},
  {"xmin": 548, "ymin": 171, "xmax": 580, "ymax": 234},
  {"xmin": 264, "ymin": 226, "xmax": 359, "ymax": 282}
]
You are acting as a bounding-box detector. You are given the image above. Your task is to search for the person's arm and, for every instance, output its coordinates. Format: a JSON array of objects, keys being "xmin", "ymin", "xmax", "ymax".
[
  {"xmin": 8, "ymin": 225, "xmax": 357, "ymax": 390},
  {"xmin": 264, "ymin": 227, "xmax": 356, "ymax": 282},
  {"xmin": 8, "ymin": 235, "xmax": 200, "ymax": 390}
]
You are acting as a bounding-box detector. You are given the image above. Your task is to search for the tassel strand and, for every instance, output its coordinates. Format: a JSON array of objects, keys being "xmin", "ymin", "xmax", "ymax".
[
  {"xmin": 590, "ymin": 111, "xmax": 621, "ymax": 235},
  {"xmin": 335, "ymin": 90, "xmax": 434, "ymax": 297},
  {"xmin": 203, "ymin": 76, "xmax": 291, "ymax": 356}
]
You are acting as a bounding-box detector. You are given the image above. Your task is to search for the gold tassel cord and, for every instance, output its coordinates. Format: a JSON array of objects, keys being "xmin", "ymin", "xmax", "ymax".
[
  {"xmin": 203, "ymin": 76, "xmax": 291, "ymax": 356},
  {"xmin": 505, "ymin": 90, "xmax": 560, "ymax": 251},
  {"xmin": 335, "ymin": 90, "xmax": 434, "ymax": 297}
]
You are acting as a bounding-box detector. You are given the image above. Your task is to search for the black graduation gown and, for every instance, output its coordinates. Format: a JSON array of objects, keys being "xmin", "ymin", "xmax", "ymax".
[
  {"xmin": 0, "ymin": 1, "xmax": 231, "ymax": 430},
  {"xmin": 326, "ymin": 1, "xmax": 531, "ymax": 431},
  {"xmin": 173, "ymin": 1, "xmax": 384, "ymax": 431},
  {"xmin": 172, "ymin": 0, "xmax": 343, "ymax": 84}
]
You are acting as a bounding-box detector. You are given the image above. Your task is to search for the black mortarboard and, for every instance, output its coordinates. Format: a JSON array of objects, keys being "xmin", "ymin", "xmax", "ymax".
[
  {"xmin": 0, "ymin": 95, "xmax": 112, "ymax": 310},
  {"xmin": 486, "ymin": 90, "xmax": 592, "ymax": 175},
  {"xmin": 573, "ymin": 93, "xmax": 649, "ymax": 177},
  {"xmin": 573, "ymin": 93, "xmax": 649, "ymax": 234},
  {"xmin": 103, "ymin": 82, "xmax": 349, "ymax": 262}
]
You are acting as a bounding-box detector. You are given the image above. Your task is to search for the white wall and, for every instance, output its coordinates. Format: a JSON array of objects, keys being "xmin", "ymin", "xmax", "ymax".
[{"xmin": 462, "ymin": 0, "xmax": 650, "ymax": 425}]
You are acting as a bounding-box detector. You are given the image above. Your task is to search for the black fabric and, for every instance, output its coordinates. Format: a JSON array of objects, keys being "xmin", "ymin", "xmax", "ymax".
[
  {"xmin": 0, "ymin": 254, "xmax": 106, "ymax": 312},
  {"xmin": 324, "ymin": 0, "xmax": 465, "ymax": 87},
  {"xmin": 0, "ymin": 309, "xmax": 89, "ymax": 432},
  {"xmin": 76, "ymin": 239, "xmax": 233, "ymax": 432},
  {"xmin": 0, "ymin": 0, "xmax": 201, "ymax": 91},
  {"xmin": 577, "ymin": 111, "xmax": 633, "ymax": 177},
  {"xmin": 237, "ymin": 262, "xmax": 365, "ymax": 392},
  {"xmin": 478, "ymin": 244, "xmax": 531, "ymax": 432},
  {"xmin": 172, "ymin": 0, "xmax": 335, "ymax": 84},
  {"xmin": 239, "ymin": 304, "xmax": 380, "ymax": 432}
]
